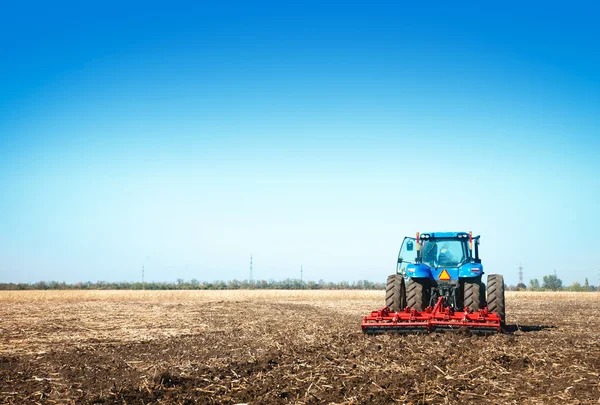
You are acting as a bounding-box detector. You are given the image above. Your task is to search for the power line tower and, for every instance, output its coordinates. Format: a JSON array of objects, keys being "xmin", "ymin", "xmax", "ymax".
[
  {"xmin": 249, "ymin": 254, "xmax": 253, "ymax": 284},
  {"xmin": 518, "ymin": 263, "xmax": 523, "ymax": 285}
]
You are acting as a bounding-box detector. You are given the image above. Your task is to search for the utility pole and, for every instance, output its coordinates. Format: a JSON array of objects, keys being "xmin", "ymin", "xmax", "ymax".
[
  {"xmin": 300, "ymin": 264, "xmax": 303, "ymax": 284},
  {"xmin": 518, "ymin": 263, "xmax": 523, "ymax": 286}
]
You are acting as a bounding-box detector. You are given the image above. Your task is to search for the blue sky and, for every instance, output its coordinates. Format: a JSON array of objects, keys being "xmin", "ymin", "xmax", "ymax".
[{"xmin": 1, "ymin": 1, "xmax": 599, "ymax": 285}]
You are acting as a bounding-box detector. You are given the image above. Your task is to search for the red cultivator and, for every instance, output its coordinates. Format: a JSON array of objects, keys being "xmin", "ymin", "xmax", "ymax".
[{"xmin": 362, "ymin": 297, "xmax": 502, "ymax": 335}]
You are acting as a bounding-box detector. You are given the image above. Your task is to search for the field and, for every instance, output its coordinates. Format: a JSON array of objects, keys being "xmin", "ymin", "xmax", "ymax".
[{"xmin": 1, "ymin": 290, "xmax": 599, "ymax": 404}]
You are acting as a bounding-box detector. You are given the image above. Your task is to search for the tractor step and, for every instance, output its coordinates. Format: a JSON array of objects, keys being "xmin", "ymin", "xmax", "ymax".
[{"xmin": 361, "ymin": 297, "xmax": 502, "ymax": 335}]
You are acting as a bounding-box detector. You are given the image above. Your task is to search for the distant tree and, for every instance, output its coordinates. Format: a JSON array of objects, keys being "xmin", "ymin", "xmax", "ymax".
[
  {"xmin": 568, "ymin": 282, "xmax": 583, "ymax": 292},
  {"xmin": 529, "ymin": 279, "xmax": 540, "ymax": 290},
  {"xmin": 517, "ymin": 283, "xmax": 527, "ymax": 291},
  {"xmin": 542, "ymin": 273, "xmax": 563, "ymax": 291},
  {"xmin": 584, "ymin": 278, "xmax": 590, "ymax": 291}
]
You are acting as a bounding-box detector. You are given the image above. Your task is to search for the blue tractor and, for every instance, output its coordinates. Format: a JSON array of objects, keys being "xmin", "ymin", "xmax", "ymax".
[{"xmin": 380, "ymin": 232, "xmax": 505, "ymax": 330}]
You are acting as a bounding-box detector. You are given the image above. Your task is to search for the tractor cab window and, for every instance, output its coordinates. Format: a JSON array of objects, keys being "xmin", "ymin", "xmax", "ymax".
[
  {"xmin": 397, "ymin": 237, "xmax": 417, "ymax": 275},
  {"xmin": 421, "ymin": 240, "xmax": 466, "ymax": 268}
]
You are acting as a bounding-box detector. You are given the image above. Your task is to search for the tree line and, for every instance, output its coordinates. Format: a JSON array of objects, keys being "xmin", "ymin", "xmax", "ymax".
[
  {"xmin": 510, "ymin": 273, "xmax": 597, "ymax": 292},
  {"xmin": 0, "ymin": 278, "xmax": 386, "ymax": 291},
  {"xmin": 0, "ymin": 274, "xmax": 596, "ymax": 291}
]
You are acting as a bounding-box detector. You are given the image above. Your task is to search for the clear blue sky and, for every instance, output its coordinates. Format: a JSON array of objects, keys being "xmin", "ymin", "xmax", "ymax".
[{"xmin": 1, "ymin": 1, "xmax": 599, "ymax": 286}]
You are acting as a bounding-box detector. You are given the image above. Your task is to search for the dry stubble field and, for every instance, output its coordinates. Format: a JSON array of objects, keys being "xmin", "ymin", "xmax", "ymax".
[{"xmin": 1, "ymin": 290, "xmax": 599, "ymax": 404}]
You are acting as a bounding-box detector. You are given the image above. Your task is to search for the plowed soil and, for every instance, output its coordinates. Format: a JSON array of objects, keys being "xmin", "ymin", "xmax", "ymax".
[{"xmin": 1, "ymin": 290, "xmax": 599, "ymax": 404}]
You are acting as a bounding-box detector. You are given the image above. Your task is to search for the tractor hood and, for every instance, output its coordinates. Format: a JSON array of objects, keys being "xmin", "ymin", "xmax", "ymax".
[{"xmin": 406, "ymin": 262, "xmax": 483, "ymax": 280}]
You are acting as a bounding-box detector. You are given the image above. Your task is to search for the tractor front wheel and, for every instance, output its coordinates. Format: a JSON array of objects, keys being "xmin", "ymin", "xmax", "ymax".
[
  {"xmin": 487, "ymin": 274, "xmax": 506, "ymax": 324},
  {"xmin": 385, "ymin": 275, "xmax": 406, "ymax": 312},
  {"xmin": 406, "ymin": 279, "xmax": 428, "ymax": 311},
  {"xmin": 462, "ymin": 277, "xmax": 481, "ymax": 311}
]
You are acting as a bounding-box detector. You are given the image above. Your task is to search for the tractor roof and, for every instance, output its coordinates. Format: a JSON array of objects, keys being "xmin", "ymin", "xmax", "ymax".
[{"xmin": 421, "ymin": 232, "xmax": 470, "ymax": 239}]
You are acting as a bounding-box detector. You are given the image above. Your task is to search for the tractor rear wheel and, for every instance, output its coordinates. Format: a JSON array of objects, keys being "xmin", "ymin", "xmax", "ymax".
[
  {"xmin": 487, "ymin": 274, "xmax": 506, "ymax": 324},
  {"xmin": 462, "ymin": 277, "xmax": 481, "ymax": 311},
  {"xmin": 406, "ymin": 279, "xmax": 428, "ymax": 311},
  {"xmin": 385, "ymin": 275, "xmax": 406, "ymax": 312},
  {"xmin": 479, "ymin": 281, "xmax": 487, "ymax": 308}
]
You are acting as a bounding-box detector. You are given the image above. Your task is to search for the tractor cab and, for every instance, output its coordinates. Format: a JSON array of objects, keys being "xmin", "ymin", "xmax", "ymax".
[{"xmin": 397, "ymin": 232, "xmax": 482, "ymax": 281}]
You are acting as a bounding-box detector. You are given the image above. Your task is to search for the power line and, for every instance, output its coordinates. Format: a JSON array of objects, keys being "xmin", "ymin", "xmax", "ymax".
[{"xmin": 518, "ymin": 263, "xmax": 523, "ymax": 285}]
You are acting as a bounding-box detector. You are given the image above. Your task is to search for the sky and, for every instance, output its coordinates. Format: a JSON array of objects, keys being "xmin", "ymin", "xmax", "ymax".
[{"xmin": 1, "ymin": 1, "xmax": 599, "ymax": 286}]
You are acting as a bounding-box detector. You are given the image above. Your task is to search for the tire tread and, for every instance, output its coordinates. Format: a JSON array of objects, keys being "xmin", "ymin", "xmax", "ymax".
[
  {"xmin": 385, "ymin": 275, "xmax": 406, "ymax": 312},
  {"xmin": 406, "ymin": 279, "xmax": 427, "ymax": 311},
  {"xmin": 487, "ymin": 274, "xmax": 506, "ymax": 324},
  {"xmin": 463, "ymin": 278, "xmax": 481, "ymax": 311}
]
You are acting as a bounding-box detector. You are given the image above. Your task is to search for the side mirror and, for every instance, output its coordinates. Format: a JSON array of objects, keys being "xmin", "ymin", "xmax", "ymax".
[
  {"xmin": 398, "ymin": 257, "xmax": 403, "ymax": 264},
  {"xmin": 406, "ymin": 241, "xmax": 414, "ymax": 251}
]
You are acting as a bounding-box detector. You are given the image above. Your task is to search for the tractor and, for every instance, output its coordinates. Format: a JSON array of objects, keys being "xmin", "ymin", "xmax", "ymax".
[{"xmin": 362, "ymin": 232, "xmax": 505, "ymax": 334}]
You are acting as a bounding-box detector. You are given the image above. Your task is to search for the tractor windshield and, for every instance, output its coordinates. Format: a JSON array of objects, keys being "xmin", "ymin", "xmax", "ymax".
[{"xmin": 421, "ymin": 239, "xmax": 467, "ymax": 268}]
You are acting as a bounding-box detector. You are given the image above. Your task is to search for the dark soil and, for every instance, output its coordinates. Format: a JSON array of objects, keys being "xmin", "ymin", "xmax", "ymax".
[{"xmin": 1, "ymin": 293, "xmax": 599, "ymax": 404}]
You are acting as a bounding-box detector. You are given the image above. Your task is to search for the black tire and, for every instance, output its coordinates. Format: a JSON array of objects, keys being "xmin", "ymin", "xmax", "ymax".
[
  {"xmin": 462, "ymin": 277, "xmax": 481, "ymax": 311},
  {"xmin": 406, "ymin": 279, "xmax": 428, "ymax": 311},
  {"xmin": 385, "ymin": 275, "xmax": 406, "ymax": 312},
  {"xmin": 479, "ymin": 282, "xmax": 487, "ymax": 308},
  {"xmin": 487, "ymin": 274, "xmax": 506, "ymax": 324}
]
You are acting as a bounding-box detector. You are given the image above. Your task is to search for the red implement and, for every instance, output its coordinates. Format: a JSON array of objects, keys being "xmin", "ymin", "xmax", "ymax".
[{"xmin": 361, "ymin": 297, "xmax": 502, "ymax": 335}]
